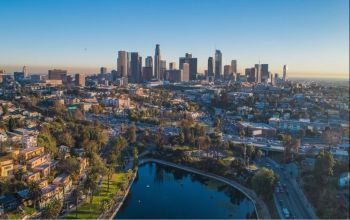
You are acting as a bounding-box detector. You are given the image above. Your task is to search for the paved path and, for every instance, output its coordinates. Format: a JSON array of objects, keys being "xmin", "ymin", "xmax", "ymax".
[{"xmin": 139, "ymin": 158, "xmax": 271, "ymax": 219}]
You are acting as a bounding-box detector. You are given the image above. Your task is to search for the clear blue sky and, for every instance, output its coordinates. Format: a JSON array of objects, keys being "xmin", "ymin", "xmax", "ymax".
[{"xmin": 0, "ymin": 0, "xmax": 348, "ymax": 78}]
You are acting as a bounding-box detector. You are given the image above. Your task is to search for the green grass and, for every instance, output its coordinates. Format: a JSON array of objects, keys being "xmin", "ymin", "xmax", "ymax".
[
  {"xmin": 65, "ymin": 172, "xmax": 128, "ymax": 219},
  {"xmin": 7, "ymin": 207, "xmax": 36, "ymax": 220}
]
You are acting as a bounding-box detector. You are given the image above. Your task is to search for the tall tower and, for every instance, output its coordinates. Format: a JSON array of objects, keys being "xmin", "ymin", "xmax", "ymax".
[
  {"xmin": 254, "ymin": 63, "xmax": 261, "ymax": 83},
  {"xmin": 22, "ymin": 66, "xmax": 28, "ymax": 77},
  {"xmin": 207, "ymin": 57, "xmax": 214, "ymax": 77},
  {"xmin": 231, "ymin": 60, "xmax": 237, "ymax": 74},
  {"xmin": 145, "ymin": 56, "xmax": 153, "ymax": 68},
  {"xmin": 283, "ymin": 65, "xmax": 288, "ymax": 81},
  {"xmin": 117, "ymin": 51, "xmax": 128, "ymax": 78},
  {"xmin": 214, "ymin": 50, "xmax": 222, "ymax": 79},
  {"xmin": 154, "ymin": 44, "xmax": 161, "ymax": 80}
]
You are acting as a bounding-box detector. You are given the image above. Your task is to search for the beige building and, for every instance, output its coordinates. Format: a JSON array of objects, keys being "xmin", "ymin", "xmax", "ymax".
[
  {"xmin": 75, "ymin": 73, "xmax": 85, "ymax": 87},
  {"xmin": 182, "ymin": 63, "xmax": 189, "ymax": 82},
  {"xmin": 0, "ymin": 158, "xmax": 14, "ymax": 177}
]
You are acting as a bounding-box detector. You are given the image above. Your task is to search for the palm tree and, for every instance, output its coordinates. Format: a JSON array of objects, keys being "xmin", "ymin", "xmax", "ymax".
[
  {"xmin": 71, "ymin": 187, "xmax": 83, "ymax": 217},
  {"xmin": 28, "ymin": 181, "xmax": 42, "ymax": 210},
  {"xmin": 106, "ymin": 164, "xmax": 115, "ymax": 193}
]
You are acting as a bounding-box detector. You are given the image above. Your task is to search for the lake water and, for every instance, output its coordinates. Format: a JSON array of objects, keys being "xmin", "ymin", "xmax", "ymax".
[{"xmin": 115, "ymin": 162, "xmax": 257, "ymax": 219}]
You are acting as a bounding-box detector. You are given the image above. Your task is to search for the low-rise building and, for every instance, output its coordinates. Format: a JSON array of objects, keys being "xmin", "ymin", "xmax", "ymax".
[
  {"xmin": 19, "ymin": 147, "xmax": 44, "ymax": 161},
  {"xmin": 0, "ymin": 158, "xmax": 13, "ymax": 177}
]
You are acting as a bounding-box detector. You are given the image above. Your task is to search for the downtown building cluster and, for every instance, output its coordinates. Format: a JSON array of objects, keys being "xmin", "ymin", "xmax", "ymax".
[{"xmin": 111, "ymin": 44, "xmax": 288, "ymax": 86}]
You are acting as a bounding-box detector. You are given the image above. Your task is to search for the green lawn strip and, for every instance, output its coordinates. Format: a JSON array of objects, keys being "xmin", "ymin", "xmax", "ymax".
[
  {"xmin": 65, "ymin": 173, "xmax": 127, "ymax": 219},
  {"xmin": 7, "ymin": 206, "xmax": 37, "ymax": 220}
]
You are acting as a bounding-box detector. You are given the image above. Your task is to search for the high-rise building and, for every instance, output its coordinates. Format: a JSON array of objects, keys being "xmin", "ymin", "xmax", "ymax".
[
  {"xmin": 100, "ymin": 67, "xmax": 107, "ymax": 75},
  {"xmin": 254, "ymin": 64, "xmax": 261, "ymax": 83},
  {"xmin": 260, "ymin": 64, "xmax": 269, "ymax": 82},
  {"xmin": 111, "ymin": 69, "xmax": 118, "ymax": 81},
  {"xmin": 224, "ymin": 65, "xmax": 232, "ymax": 80},
  {"xmin": 207, "ymin": 57, "xmax": 214, "ymax": 77},
  {"xmin": 231, "ymin": 60, "xmax": 237, "ymax": 74},
  {"xmin": 179, "ymin": 53, "xmax": 197, "ymax": 80},
  {"xmin": 245, "ymin": 67, "xmax": 255, "ymax": 82},
  {"xmin": 169, "ymin": 62, "xmax": 176, "ymax": 70},
  {"xmin": 23, "ymin": 66, "xmax": 28, "ymax": 77},
  {"xmin": 154, "ymin": 44, "xmax": 161, "ymax": 80},
  {"xmin": 142, "ymin": 67, "xmax": 153, "ymax": 82},
  {"xmin": 75, "ymin": 73, "xmax": 85, "ymax": 87},
  {"xmin": 130, "ymin": 52, "xmax": 142, "ymax": 83},
  {"xmin": 118, "ymin": 51, "xmax": 128, "ymax": 78},
  {"xmin": 48, "ymin": 69, "xmax": 67, "ymax": 83},
  {"xmin": 167, "ymin": 69, "xmax": 182, "ymax": 83},
  {"xmin": 145, "ymin": 56, "xmax": 153, "ymax": 68},
  {"xmin": 214, "ymin": 50, "xmax": 222, "ymax": 79},
  {"xmin": 127, "ymin": 52, "xmax": 132, "ymax": 77},
  {"xmin": 283, "ymin": 65, "xmax": 288, "ymax": 81},
  {"xmin": 0, "ymin": 70, "xmax": 4, "ymax": 83},
  {"xmin": 160, "ymin": 60, "xmax": 167, "ymax": 80},
  {"xmin": 182, "ymin": 63, "xmax": 190, "ymax": 82}
]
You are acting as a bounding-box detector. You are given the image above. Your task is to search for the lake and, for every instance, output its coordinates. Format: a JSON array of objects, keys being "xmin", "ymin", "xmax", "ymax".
[{"xmin": 115, "ymin": 162, "xmax": 256, "ymax": 219}]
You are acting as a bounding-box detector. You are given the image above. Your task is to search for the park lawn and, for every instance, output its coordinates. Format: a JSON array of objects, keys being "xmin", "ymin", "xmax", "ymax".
[
  {"xmin": 7, "ymin": 207, "xmax": 36, "ymax": 220},
  {"xmin": 65, "ymin": 172, "xmax": 127, "ymax": 219}
]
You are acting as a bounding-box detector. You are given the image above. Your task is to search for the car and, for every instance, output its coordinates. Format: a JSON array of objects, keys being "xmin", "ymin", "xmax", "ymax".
[
  {"xmin": 69, "ymin": 204, "xmax": 74, "ymax": 209},
  {"xmin": 282, "ymin": 208, "xmax": 290, "ymax": 218}
]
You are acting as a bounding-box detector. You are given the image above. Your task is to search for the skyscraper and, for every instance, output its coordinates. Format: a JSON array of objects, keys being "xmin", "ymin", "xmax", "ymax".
[
  {"xmin": 23, "ymin": 66, "xmax": 28, "ymax": 77},
  {"xmin": 214, "ymin": 50, "xmax": 222, "ymax": 79},
  {"xmin": 231, "ymin": 60, "xmax": 237, "ymax": 74},
  {"xmin": 245, "ymin": 67, "xmax": 255, "ymax": 82},
  {"xmin": 207, "ymin": 57, "xmax": 214, "ymax": 77},
  {"xmin": 283, "ymin": 65, "xmax": 288, "ymax": 81},
  {"xmin": 260, "ymin": 64, "xmax": 269, "ymax": 83},
  {"xmin": 130, "ymin": 52, "xmax": 142, "ymax": 83},
  {"xmin": 254, "ymin": 64, "xmax": 261, "ymax": 83},
  {"xmin": 160, "ymin": 60, "xmax": 167, "ymax": 80},
  {"xmin": 117, "ymin": 51, "xmax": 128, "ymax": 78},
  {"xmin": 179, "ymin": 53, "xmax": 197, "ymax": 80},
  {"xmin": 75, "ymin": 73, "xmax": 85, "ymax": 87},
  {"xmin": 224, "ymin": 65, "xmax": 232, "ymax": 80},
  {"xmin": 182, "ymin": 63, "xmax": 190, "ymax": 82},
  {"xmin": 48, "ymin": 69, "xmax": 67, "ymax": 83},
  {"xmin": 169, "ymin": 62, "xmax": 176, "ymax": 70},
  {"xmin": 100, "ymin": 67, "xmax": 107, "ymax": 75},
  {"xmin": 145, "ymin": 56, "xmax": 153, "ymax": 68},
  {"xmin": 154, "ymin": 44, "xmax": 161, "ymax": 80}
]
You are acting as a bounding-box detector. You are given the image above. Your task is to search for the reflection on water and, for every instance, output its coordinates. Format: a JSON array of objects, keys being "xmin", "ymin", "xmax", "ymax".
[{"xmin": 116, "ymin": 162, "xmax": 256, "ymax": 219}]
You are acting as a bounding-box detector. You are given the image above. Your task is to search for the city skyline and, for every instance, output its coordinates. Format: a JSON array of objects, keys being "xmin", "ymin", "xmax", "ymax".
[{"xmin": 0, "ymin": 0, "xmax": 349, "ymax": 79}]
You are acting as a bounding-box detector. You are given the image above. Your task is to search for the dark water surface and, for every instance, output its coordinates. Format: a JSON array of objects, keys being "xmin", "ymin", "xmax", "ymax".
[{"xmin": 115, "ymin": 162, "xmax": 256, "ymax": 219}]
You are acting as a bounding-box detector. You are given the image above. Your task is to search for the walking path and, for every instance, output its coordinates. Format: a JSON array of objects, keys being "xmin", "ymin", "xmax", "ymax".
[{"xmin": 139, "ymin": 158, "xmax": 271, "ymax": 219}]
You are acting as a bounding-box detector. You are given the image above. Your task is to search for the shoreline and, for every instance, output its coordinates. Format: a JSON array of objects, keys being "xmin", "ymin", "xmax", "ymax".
[
  {"xmin": 100, "ymin": 169, "xmax": 137, "ymax": 220},
  {"xmin": 111, "ymin": 158, "xmax": 270, "ymax": 219}
]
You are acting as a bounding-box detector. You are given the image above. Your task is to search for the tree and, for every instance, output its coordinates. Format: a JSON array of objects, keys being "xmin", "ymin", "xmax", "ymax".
[
  {"xmin": 321, "ymin": 127, "xmax": 340, "ymax": 149},
  {"xmin": 57, "ymin": 157, "xmax": 81, "ymax": 181},
  {"xmin": 37, "ymin": 133, "xmax": 58, "ymax": 156},
  {"xmin": 71, "ymin": 187, "xmax": 83, "ymax": 217},
  {"xmin": 7, "ymin": 117, "xmax": 16, "ymax": 132},
  {"xmin": 84, "ymin": 171, "xmax": 99, "ymax": 215},
  {"xmin": 60, "ymin": 132, "xmax": 74, "ymax": 147},
  {"xmin": 230, "ymin": 159, "xmax": 245, "ymax": 176},
  {"xmin": 100, "ymin": 198, "xmax": 112, "ymax": 214},
  {"xmin": 213, "ymin": 117, "xmax": 221, "ymax": 132},
  {"xmin": 28, "ymin": 181, "xmax": 42, "ymax": 210},
  {"xmin": 127, "ymin": 124, "xmax": 137, "ymax": 144},
  {"xmin": 132, "ymin": 147, "xmax": 138, "ymax": 170},
  {"xmin": 1, "ymin": 104, "xmax": 8, "ymax": 116},
  {"xmin": 41, "ymin": 199, "xmax": 62, "ymax": 219},
  {"xmin": 251, "ymin": 168, "xmax": 277, "ymax": 199},
  {"xmin": 314, "ymin": 149, "xmax": 335, "ymax": 180}
]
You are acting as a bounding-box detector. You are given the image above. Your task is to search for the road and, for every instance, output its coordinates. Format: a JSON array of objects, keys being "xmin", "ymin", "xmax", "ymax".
[{"xmin": 257, "ymin": 157, "xmax": 317, "ymax": 219}]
